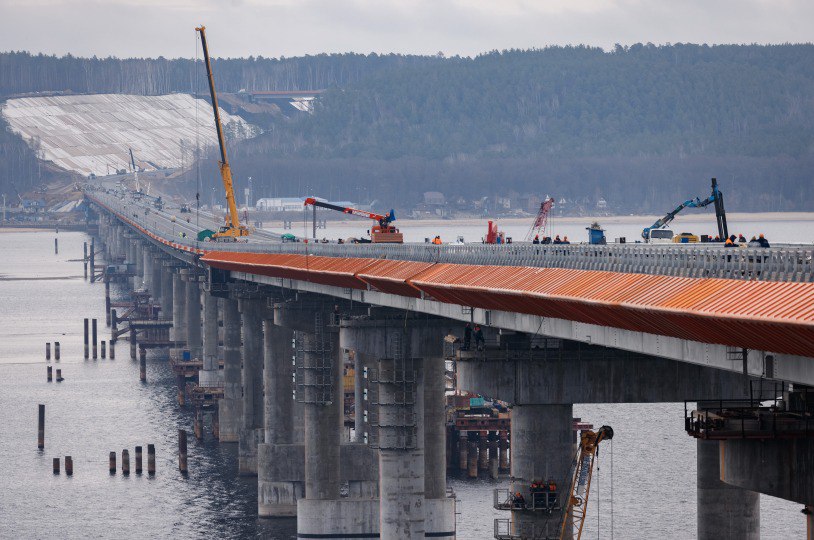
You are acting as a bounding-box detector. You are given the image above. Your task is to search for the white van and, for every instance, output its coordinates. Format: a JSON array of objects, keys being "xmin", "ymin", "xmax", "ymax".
[{"xmin": 646, "ymin": 228, "xmax": 674, "ymax": 244}]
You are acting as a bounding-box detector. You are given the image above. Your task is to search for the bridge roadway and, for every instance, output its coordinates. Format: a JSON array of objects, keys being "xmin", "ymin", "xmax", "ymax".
[{"xmin": 87, "ymin": 187, "xmax": 814, "ymax": 539}]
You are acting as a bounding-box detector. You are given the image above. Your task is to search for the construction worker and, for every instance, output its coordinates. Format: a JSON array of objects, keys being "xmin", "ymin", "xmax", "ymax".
[
  {"xmin": 513, "ymin": 492, "xmax": 526, "ymax": 509},
  {"xmin": 432, "ymin": 235, "xmax": 442, "ymax": 245},
  {"xmin": 474, "ymin": 325, "xmax": 485, "ymax": 351},
  {"xmin": 548, "ymin": 481, "xmax": 558, "ymax": 508},
  {"xmin": 725, "ymin": 238, "xmax": 736, "ymax": 248},
  {"xmin": 758, "ymin": 233, "xmax": 770, "ymax": 248},
  {"xmin": 532, "ymin": 234, "xmax": 540, "ymax": 244},
  {"xmin": 562, "ymin": 236, "xmax": 570, "ymax": 244},
  {"xmin": 553, "ymin": 235, "xmax": 562, "ymax": 244},
  {"xmin": 530, "ymin": 482, "xmax": 545, "ymax": 508},
  {"xmin": 738, "ymin": 234, "xmax": 747, "ymax": 243},
  {"xmin": 463, "ymin": 322, "xmax": 472, "ymax": 351}
]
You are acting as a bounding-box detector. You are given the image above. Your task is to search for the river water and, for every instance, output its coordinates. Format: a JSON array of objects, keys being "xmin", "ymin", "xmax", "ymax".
[{"xmin": 0, "ymin": 229, "xmax": 807, "ymax": 539}]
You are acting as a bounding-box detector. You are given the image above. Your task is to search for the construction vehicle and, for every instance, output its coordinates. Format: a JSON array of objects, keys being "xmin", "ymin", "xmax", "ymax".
[
  {"xmin": 485, "ymin": 221, "xmax": 510, "ymax": 244},
  {"xmin": 642, "ymin": 178, "xmax": 728, "ymax": 242},
  {"xmin": 195, "ymin": 25, "xmax": 249, "ymax": 242},
  {"xmin": 525, "ymin": 196, "xmax": 555, "ymax": 242},
  {"xmin": 303, "ymin": 197, "xmax": 403, "ymax": 243},
  {"xmin": 560, "ymin": 425, "xmax": 614, "ymax": 540}
]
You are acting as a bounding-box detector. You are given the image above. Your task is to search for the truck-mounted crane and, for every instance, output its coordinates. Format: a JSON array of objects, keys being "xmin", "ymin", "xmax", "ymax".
[
  {"xmin": 303, "ymin": 197, "xmax": 403, "ymax": 243},
  {"xmin": 195, "ymin": 25, "xmax": 249, "ymax": 242}
]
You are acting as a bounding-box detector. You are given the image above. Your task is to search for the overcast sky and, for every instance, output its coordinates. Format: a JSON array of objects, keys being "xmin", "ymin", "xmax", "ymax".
[{"xmin": 1, "ymin": 0, "xmax": 811, "ymax": 59}]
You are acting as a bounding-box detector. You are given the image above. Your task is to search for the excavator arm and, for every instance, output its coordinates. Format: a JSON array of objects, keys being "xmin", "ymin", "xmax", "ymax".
[
  {"xmin": 641, "ymin": 178, "xmax": 728, "ymax": 240},
  {"xmin": 196, "ymin": 25, "xmax": 247, "ymax": 240}
]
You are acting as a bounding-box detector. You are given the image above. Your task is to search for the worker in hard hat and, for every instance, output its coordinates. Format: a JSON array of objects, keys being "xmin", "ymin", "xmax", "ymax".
[
  {"xmin": 513, "ymin": 492, "xmax": 527, "ymax": 509},
  {"xmin": 757, "ymin": 233, "xmax": 770, "ymax": 248}
]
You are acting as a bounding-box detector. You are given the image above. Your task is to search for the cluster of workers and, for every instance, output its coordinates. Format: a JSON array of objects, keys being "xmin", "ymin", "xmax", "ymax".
[
  {"xmin": 513, "ymin": 480, "xmax": 559, "ymax": 510},
  {"xmin": 721, "ymin": 233, "xmax": 771, "ymax": 248},
  {"xmin": 532, "ymin": 235, "xmax": 570, "ymax": 244}
]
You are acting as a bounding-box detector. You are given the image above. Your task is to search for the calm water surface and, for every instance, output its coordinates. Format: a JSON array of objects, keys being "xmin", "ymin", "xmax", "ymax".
[{"xmin": 0, "ymin": 230, "xmax": 806, "ymax": 539}]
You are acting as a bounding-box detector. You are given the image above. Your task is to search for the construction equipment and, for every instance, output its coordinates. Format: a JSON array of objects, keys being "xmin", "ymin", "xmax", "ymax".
[
  {"xmin": 303, "ymin": 197, "xmax": 403, "ymax": 243},
  {"xmin": 525, "ymin": 197, "xmax": 555, "ymax": 242},
  {"xmin": 195, "ymin": 25, "xmax": 249, "ymax": 242},
  {"xmin": 642, "ymin": 178, "xmax": 728, "ymax": 242},
  {"xmin": 560, "ymin": 425, "xmax": 614, "ymax": 540},
  {"xmin": 485, "ymin": 221, "xmax": 509, "ymax": 244}
]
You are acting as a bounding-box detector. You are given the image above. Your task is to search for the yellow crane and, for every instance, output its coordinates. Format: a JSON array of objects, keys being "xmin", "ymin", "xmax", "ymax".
[
  {"xmin": 560, "ymin": 425, "xmax": 614, "ymax": 540},
  {"xmin": 195, "ymin": 25, "xmax": 249, "ymax": 241}
]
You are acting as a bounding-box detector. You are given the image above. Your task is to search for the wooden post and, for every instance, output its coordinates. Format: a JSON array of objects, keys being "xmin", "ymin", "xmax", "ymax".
[
  {"xmin": 135, "ymin": 446, "xmax": 143, "ymax": 474},
  {"xmin": 467, "ymin": 439, "xmax": 478, "ymax": 479},
  {"xmin": 90, "ymin": 238, "xmax": 95, "ymax": 283},
  {"xmin": 109, "ymin": 451, "xmax": 116, "ymax": 474},
  {"xmin": 458, "ymin": 432, "xmax": 468, "ymax": 471},
  {"xmin": 193, "ymin": 410, "xmax": 202, "ymax": 440},
  {"xmin": 139, "ymin": 347, "xmax": 147, "ymax": 382},
  {"xmin": 65, "ymin": 456, "xmax": 73, "ymax": 476},
  {"xmin": 147, "ymin": 444, "xmax": 155, "ymax": 475},
  {"xmin": 109, "ymin": 340, "xmax": 115, "ymax": 360},
  {"xmin": 105, "ymin": 281, "xmax": 111, "ymax": 326},
  {"xmin": 122, "ymin": 449, "xmax": 130, "ymax": 475},
  {"xmin": 53, "ymin": 457, "xmax": 60, "ymax": 474},
  {"xmin": 54, "ymin": 237, "xmax": 58, "ymax": 255},
  {"xmin": 54, "ymin": 341, "xmax": 60, "ymax": 361},
  {"xmin": 46, "ymin": 342, "xmax": 51, "ymax": 360},
  {"xmin": 178, "ymin": 429, "xmax": 188, "ymax": 474},
  {"xmin": 92, "ymin": 318, "xmax": 98, "ymax": 359},
  {"xmin": 38, "ymin": 404, "xmax": 45, "ymax": 449},
  {"xmin": 83, "ymin": 242, "xmax": 88, "ymax": 280},
  {"xmin": 101, "ymin": 341, "xmax": 106, "ymax": 359},
  {"xmin": 55, "ymin": 369, "xmax": 63, "ymax": 382},
  {"xmin": 47, "ymin": 365, "xmax": 53, "ymax": 382},
  {"xmin": 130, "ymin": 328, "xmax": 137, "ymax": 360},
  {"xmin": 84, "ymin": 318, "xmax": 89, "ymax": 359}
]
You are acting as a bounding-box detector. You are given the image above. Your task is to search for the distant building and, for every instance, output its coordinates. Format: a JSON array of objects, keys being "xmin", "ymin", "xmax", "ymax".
[
  {"xmin": 21, "ymin": 199, "xmax": 47, "ymax": 213},
  {"xmin": 423, "ymin": 191, "xmax": 446, "ymax": 205}
]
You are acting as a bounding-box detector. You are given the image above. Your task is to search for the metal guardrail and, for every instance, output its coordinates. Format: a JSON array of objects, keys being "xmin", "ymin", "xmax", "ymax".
[{"xmin": 89, "ymin": 190, "xmax": 814, "ymax": 283}]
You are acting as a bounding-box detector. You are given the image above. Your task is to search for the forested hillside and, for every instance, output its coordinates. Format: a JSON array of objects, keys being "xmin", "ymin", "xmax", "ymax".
[{"xmin": 2, "ymin": 44, "xmax": 813, "ymax": 212}]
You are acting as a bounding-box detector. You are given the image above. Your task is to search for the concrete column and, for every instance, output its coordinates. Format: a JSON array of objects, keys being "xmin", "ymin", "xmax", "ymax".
[
  {"xmin": 302, "ymin": 329, "xmax": 342, "ymax": 499},
  {"xmin": 258, "ymin": 320, "xmax": 301, "ymax": 517},
  {"xmin": 511, "ymin": 404, "xmax": 574, "ymax": 540},
  {"xmin": 131, "ymin": 241, "xmax": 142, "ymax": 289},
  {"xmin": 218, "ymin": 297, "xmax": 242, "ymax": 443},
  {"xmin": 379, "ymin": 355, "xmax": 425, "ymax": 540},
  {"xmin": 151, "ymin": 255, "xmax": 163, "ymax": 301},
  {"xmin": 697, "ymin": 439, "xmax": 760, "ymax": 540},
  {"xmin": 354, "ymin": 351, "xmax": 365, "ymax": 442},
  {"xmin": 186, "ymin": 277, "xmax": 203, "ymax": 360},
  {"xmin": 239, "ymin": 297, "xmax": 264, "ymax": 475},
  {"xmin": 424, "ymin": 356, "xmax": 446, "ymax": 500},
  {"xmin": 160, "ymin": 265, "xmax": 173, "ymax": 320},
  {"xmin": 199, "ymin": 293, "xmax": 221, "ymax": 387},
  {"xmin": 142, "ymin": 246, "xmax": 153, "ymax": 292},
  {"xmin": 170, "ymin": 271, "xmax": 187, "ymax": 346}
]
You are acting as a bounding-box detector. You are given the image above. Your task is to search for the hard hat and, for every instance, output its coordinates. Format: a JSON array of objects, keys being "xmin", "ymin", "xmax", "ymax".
[{"xmin": 515, "ymin": 492, "xmax": 521, "ymax": 497}]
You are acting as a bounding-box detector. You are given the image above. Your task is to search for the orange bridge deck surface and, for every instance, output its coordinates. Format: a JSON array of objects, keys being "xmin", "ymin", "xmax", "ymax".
[{"xmin": 202, "ymin": 251, "xmax": 814, "ymax": 358}]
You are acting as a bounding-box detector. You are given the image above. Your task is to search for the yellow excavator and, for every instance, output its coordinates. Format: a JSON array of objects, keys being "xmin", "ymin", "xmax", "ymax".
[{"xmin": 195, "ymin": 25, "xmax": 249, "ymax": 242}]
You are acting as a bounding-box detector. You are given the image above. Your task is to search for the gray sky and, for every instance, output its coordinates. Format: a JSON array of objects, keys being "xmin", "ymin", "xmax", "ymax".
[{"xmin": 1, "ymin": 0, "xmax": 811, "ymax": 59}]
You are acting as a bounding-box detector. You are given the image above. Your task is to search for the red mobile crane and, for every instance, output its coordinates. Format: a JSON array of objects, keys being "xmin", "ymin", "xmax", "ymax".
[
  {"xmin": 525, "ymin": 196, "xmax": 555, "ymax": 242},
  {"xmin": 303, "ymin": 197, "xmax": 403, "ymax": 243}
]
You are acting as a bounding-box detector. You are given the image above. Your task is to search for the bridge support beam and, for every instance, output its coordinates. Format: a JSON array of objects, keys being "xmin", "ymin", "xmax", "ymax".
[
  {"xmin": 199, "ymin": 293, "xmax": 221, "ymax": 387},
  {"xmin": 131, "ymin": 240, "xmax": 142, "ymax": 289},
  {"xmin": 142, "ymin": 246, "xmax": 153, "ymax": 293},
  {"xmin": 218, "ymin": 297, "xmax": 242, "ymax": 442},
  {"xmin": 186, "ymin": 276, "xmax": 203, "ymax": 361},
  {"xmin": 239, "ymin": 297, "xmax": 265, "ymax": 475},
  {"xmin": 150, "ymin": 254, "xmax": 163, "ymax": 304},
  {"xmin": 697, "ymin": 438, "xmax": 760, "ymax": 540}
]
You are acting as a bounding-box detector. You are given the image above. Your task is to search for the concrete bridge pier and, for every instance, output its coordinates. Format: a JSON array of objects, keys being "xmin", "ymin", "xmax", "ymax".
[
  {"xmin": 142, "ymin": 246, "xmax": 153, "ymax": 293},
  {"xmin": 170, "ymin": 270, "xmax": 187, "ymax": 350},
  {"xmin": 185, "ymin": 274, "xmax": 203, "ymax": 361},
  {"xmin": 340, "ymin": 316, "xmax": 456, "ymax": 539},
  {"xmin": 160, "ymin": 262, "xmax": 174, "ymax": 322},
  {"xmin": 238, "ymin": 296, "xmax": 265, "ymax": 475},
  {"xmin": 199, "ymin": 293, "xmax": 221, "ymax": 387},
  {"xmin": 218, "ymin": 296, "xmax": 242, "ymax": 442},
  {"xmin": 150, "ymin": 254, "xmax": 163, "ymax": 306},
  {"xmin": 512, "ymin": 404, "xmax": 574, "ymax": 540},
  {"xmin": 131, "ymin": 240, "xmax": 143, "ymax": 289},
  {"xmin": 258, "ymin": 319, "xmax": 302, "ymax": 517},
  {"xmin": 697, "ymin": 438, "xmax": 760, "ymax": 540}
]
